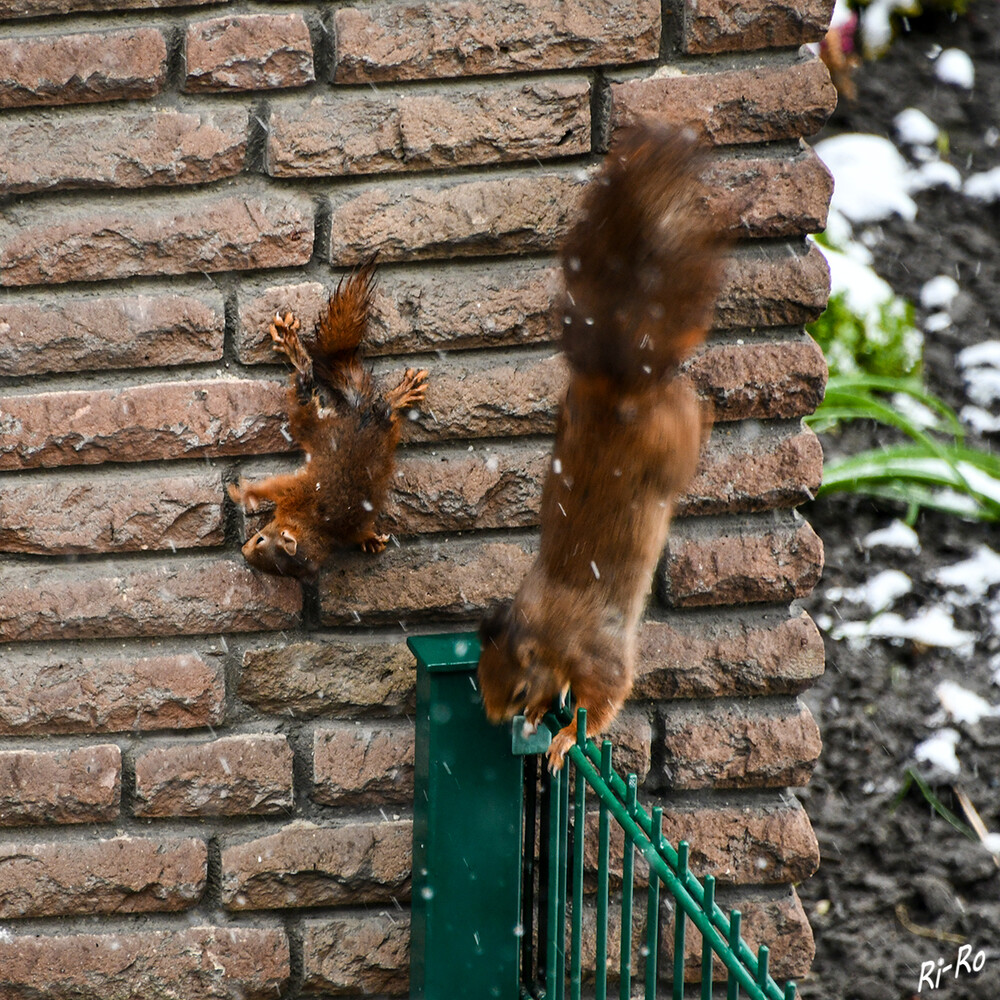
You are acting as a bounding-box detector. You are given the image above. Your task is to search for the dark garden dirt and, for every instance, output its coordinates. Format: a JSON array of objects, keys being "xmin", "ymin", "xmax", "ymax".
[{"xmin": 795, "ymin": 7, "xmax": 1000, "ymax": 999}]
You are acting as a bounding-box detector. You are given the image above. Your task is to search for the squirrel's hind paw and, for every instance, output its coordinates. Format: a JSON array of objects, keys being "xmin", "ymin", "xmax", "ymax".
[
  {"xmin": 360, "ymin": 531, "xmax": 390, "ymax": 554},
  {"xmin": 388, "ymin": 368, "xmax": 429, "ymax": 412}
]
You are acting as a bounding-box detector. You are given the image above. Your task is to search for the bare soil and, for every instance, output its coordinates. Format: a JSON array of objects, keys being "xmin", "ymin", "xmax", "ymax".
[{"xmin": 796, "ymin": 8, "xmax": 1000, "ymax": 999}]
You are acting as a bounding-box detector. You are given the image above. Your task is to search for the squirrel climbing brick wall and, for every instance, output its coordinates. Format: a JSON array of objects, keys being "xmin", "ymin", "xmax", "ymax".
[{"xmin": 0, "ymin": 0, "xmax": 835, "ymax": 995}]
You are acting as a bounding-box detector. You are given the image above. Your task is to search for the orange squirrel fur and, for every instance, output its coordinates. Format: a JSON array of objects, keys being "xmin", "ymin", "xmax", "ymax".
[
  {"xmin": 476, "ymin": 124, "xmax": 724, "ymax": 770},
  {"xmin": 228, "ymin": 260, "xmax": 428, "ymax": 580}
]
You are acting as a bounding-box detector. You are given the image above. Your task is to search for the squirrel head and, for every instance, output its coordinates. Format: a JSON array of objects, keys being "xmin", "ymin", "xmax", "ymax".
[
  {"xmin": 477, "ymin": 602, "xmax": 569, "ymax": 725},
  {"xmin": 241, "ymin": 522, "xmax": 321, "ymax": 581}
]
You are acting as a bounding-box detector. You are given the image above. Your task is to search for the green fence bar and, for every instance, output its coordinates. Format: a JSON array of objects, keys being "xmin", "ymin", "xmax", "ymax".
[{"xmin": 408, "ymin": 633, "xmax": 523, "ymax": 1000}]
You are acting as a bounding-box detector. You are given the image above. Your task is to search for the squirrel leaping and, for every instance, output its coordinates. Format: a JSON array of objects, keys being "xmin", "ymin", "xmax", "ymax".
[
  {"xmin": 229, "ymin": 260, "xmax": 428, "ymax": 581},
  {"xmin": 476, "ymin": 124, "xmax": 725, "ymax": 770}
]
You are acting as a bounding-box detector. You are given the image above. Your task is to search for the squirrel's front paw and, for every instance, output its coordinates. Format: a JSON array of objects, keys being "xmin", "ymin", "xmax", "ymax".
[
  {"xmin": 269, "ymin": 311, "xmax": 301, "ymax": 349},
  {"xmin": 360, "ymin": 532, "xmax": 390, "ymax": 554},
  {"xmin": 546, "ymin": 728, "xmax": 575, "ymax": 773}
]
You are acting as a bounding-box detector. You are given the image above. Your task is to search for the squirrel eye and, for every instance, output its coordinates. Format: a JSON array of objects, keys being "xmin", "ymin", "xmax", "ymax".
[
  {"xmin": 255, "ymin": 535, "xmax": 267, "ymax": 546},
  {"xmin": 512, "ymin": 682, "xmax": 528, "ymax": 703}
]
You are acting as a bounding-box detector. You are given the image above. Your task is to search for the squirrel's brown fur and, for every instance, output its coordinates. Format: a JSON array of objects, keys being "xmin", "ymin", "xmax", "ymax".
[
  {"xmin": 476, "ymin": 125, "xmax": 724, "ymax": 770},
  {"xmin": 228, "ymin": 260, "xmax": 428, "ymax": 580}
]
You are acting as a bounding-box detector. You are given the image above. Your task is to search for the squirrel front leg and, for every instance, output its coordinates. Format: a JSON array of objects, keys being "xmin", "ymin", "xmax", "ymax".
[
  {"xmin": 385, "ymin": 368, "xmax": 429, "ymax": 419},
  {"xmin": 228, "ymin": 474, "xmax": 297, "ymax": 514}
]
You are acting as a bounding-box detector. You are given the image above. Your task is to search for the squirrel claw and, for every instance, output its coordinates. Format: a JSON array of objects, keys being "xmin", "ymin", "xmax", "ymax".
[
  {"xmin": 361, "ymin": 532, "xmax": 390, "ymax": 554},
  {"xmin": 546, "ymin": 730, "xmax": 575, "ymax": 773}
]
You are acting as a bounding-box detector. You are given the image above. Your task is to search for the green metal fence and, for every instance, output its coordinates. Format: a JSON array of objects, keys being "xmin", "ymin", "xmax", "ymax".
[{"xmin": 408, "ymin": 632, "xmax": 799, "ymax": 1000}]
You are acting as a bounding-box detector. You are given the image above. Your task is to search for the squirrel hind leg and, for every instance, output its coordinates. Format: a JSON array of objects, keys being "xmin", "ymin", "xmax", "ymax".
[{"xmin": 386, "ymin": 368, "xmax": 429, "ymax": 415}]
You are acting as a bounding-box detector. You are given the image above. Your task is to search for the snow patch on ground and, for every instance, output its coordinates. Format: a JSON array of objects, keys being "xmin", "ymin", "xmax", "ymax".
[
  {"xmin": 934, "ymin": 48, "xmax": 975, "ymax": 89},
  {"xmin": 827, "ymin": 568, "xmax": 913, "ymax": 613},
  {"xmin": 862, "ymin": 519, "xmax": 921, "ymax": 552},
  {"xmin": 894, "ymin": 107, "xmax": 939, "ymax": 147},
  {"xmin": 964, "ymin": 166, "xmax": 1000, "ymax": 202},
  {"xmin": 934, "ymin": 679, "xmax": 1000, "ymax": 725},
  {"xmin": 830, "ymin": 605, "xmax": 976, "ymax": 653},
  {"xmin": 933, "ymin": 545, "xmax": 1000, "ymax": 604},
  {"xmin": 913, "ymin": 728, "xmax": 961, "ymax": 776}
]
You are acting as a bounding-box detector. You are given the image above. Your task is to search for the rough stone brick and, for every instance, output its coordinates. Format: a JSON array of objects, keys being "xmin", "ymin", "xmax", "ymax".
[
  {"xmin": 387, "ymin": 442, "xmax": 548, "ymax": 535},
  {"xmin": 667, "ymin": 887, "xmax": 815, "ymax": 981},
  {"xmin": 0, "ymin": 648, "xmax": 225, "ymax": 736},
  {"xmin": 0, "ymin": 27, "xmax": 167, "ymax": 109},
  {"xmin": 707, "ymin": 149, "xmax": 833, "ymax": 238},
  {"xmin": 0, "ymin": 107, "xmax": 246, "ymax": 195},
  {"xmin": 313, "ymin": 723, "xmax": 415, "ymax": 806},
  {"xmin": 221, "ymin": 819, "xmax": 411, "ymax": 910},
  {"xmin": 679, "ymin": 421, "xmax": 824, "ymax": 516},
  {"xmin": 0, "ymin": 289, "xmax": 225, "ymax": 376},
  {"xmin": 0, "ymin": 557, "xmax": 301, "ymax": 642},
  {"xmin": 655, "ymin": 699, "xmax": 821, "ymax": 790},
  {"xmin": 0, "ymin": 745, "xmax": 120, "ymax": 826},
  {"xmin": 239, "ymin": 637, "xmax": 416, "ymax": 718},
  {"xmin": 683, "ymin": 0, "xmax": 835, "ymax": 53},
  {"xmin": 1, "ymin": 192, "xmax": 313, "ymax": 287},
  {"xmin": 0, "ymin": 469, "xmax": 224, "ymax": 555},
  {"xmin": 328, "ymin": 171, "xmax": 586, "ymax": 264},
  {"xmin": 399, "ymin": 349, "xmax": 566, "ymax": 442},
  {"xmin": 302, "ymin": 913, "xmax": 410, "ymax": 995},
  {"xmin": 634, "ymin": 608, "xmax": 825, "ymax": 699},
  {"xmin": 584, "ymin": 797, "xmax": 818, "ymax": 885},
  {"xmin": 714, "ymin": 243, "xmax": 830, "ymax": 330},
  {"xmin": 2, "ymin": 0, "xmax": 221, "ymax": 16},
  {"xmin": 576, "ymin": 887, "xmax": 812, "ymax": 983},
  {"xmin": 0, "ymin": 835, "xmax": 206, "ymax": 918},
  {"xmin": 686, "ymin": 335, "xmax": 829, "ymax": 422},
  {"xmin": 318, "ymin": 536, "xmax": 536, "ymax": 625},
  {"xmin": 236, "ymin": 261, "xmax": 559, "ymax": 362},
  {"xmin": 608, "ymin": 57, "xmax": 836, "ymax": 146},
  {"xmin": 268, "ymin": 79, "xmax": 590, "ymax": 177},
  {"xmin": 333, "ymin": 0, "xmax": 660, "ymax": 83},
  {"xmin": 184, "ymin": 13, "xmax": 315, "ymax": 93},
  {"xmin": 602, "ymin": 708, "xmax": 653, "ymax": 782},
  {"xmin": 0, "ymin": 926, "xmax": 289, "ymax": 1000},
  {"xmin": 662, "ymin": 512, "xmax": 824, "ymax": 608},
  {"xmin": 134, "ymin": 734, "xmax": 294, "ymax": 818},
  {"xmin": 0, "ymin": 378, "xmax": 287, "ymax": 471}
]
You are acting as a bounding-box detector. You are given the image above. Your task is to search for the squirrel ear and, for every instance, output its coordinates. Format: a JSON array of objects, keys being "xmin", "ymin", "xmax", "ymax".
[{"xmin": 279, "ymin": 530, "xmax": 298, "ymax": 555}]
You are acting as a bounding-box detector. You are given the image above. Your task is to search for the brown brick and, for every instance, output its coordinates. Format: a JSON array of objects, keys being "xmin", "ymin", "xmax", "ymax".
[
  {"xmin": 184, "ymin": 13, "xmax": 314, "ymax": 93},
  {"xmin": 0, "ymin": 557, "xmax": 301, "ymax": 642},
  {"xmin": 634, "ymin": 608, "xmax": 825, "ymax": 699},
  {"xmin": 328, "ymin": 171, "xmax": 586, "ymax": 264},
  {"xmin": 399, "ymin": 349, "xmax": 566, "ymax": 442},
  {"xmin": 609, "ymin": 58, "xmax": 836, "ymax": 146},
  {"xmin": 0, "ymin": 835, "xmax": 206, "ymax": 918},
  {"xmin": 334, "ymin": 0, "xmax": 659, "ymax": 83},
  {"xmin": 0, "ymin": 925, "xmax": 290, "ymax": 1000},
  {"xmin": 667, "ymin": 887, "xmax": 815, "ymax": 981},
  {"xmin": 0, "ymin": 648, "xmax": 224, "ymax": 736},
  {"xmin": 0, "ymin": 378, "xmax": 286, "ymax": 471},
  {"xmin": 1, "ymin": 191, "xmax": 313, "ymax": 287},
  {"xmin": 679, "ymin": 421, "xmax": 823, "ymax": 517},
  {"xmin": 236, "ymin": 261, "xmax": 559, "ymax": 362},
  {"xmin": 303, "ymin": 913, "xmax": 409, "ymax": 995},
  {"xmin": 0, "ymin": 289, "xmax": 224, "ymax": 377},
  {"xmin": 318, "ymin": 536, "xmax": 536, "ymax": 625},
  {"xmin": 0, "ymin": 107, "xmax": 246, "ymax": 196},
  {"xmin": 0, "ymin": 27, "xmax": 167, "ymax": 109},
  {"xmin": 686, "ymin": 335, "xmax": 829, "ymax": 422},
  {"xmin": 221, "ymin": 819, "xmax": 411, "ymax": 910},
  {"xmin": 656, "ymin": 699, "xmax": 821, "ymax": 790},
  {"xmin": 239, "ymin": 638, "xmax": 416, "ymax": 718},
  {"xmin": 2, "ymin": 0, "xmax": 221, "ymax": 15},
  {"xmin": 313, "ymin": 722, "xmax": 415, "ymax": 806},
  {"xmin": 0, "ymin": 745, "xmax": 120, "ymax": 826},
  {"xmin": 683, "ymin": 0, "xmax": 834, "ymax": 53},
  {"xmin": 601, "ymin": 708, "xmax": 653, "ymax": 782},
  {"xmin": 707, "ymin": 149, "xmax": 833, "ymax": 238},
  {"xmin": 576, "ymin": 887, "xmax": 812, "ymax": 983},
  {"xmin": 135, "ymin": 734, "xmax": 294, "ymax": 818},
  {"xmin": 662, "ymin": 512, "xmax": 824, "ymax": 608},
  {"xmin": 268, "ymin": 79, "xmax": 590, "ymax": 178},
  {"xmin": 714, "ymin": 243, "xmax": 830, "ymax": 330},
  {"xmin": 0, "ymin": 468, "xmax": 224, "ymax": 555},
  {"xmin": 584, "ymin": 797, "xmax": 818, "ymax": 886}
]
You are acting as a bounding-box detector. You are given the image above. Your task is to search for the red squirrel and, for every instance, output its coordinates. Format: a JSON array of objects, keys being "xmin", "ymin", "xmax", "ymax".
[
  {"xmin": 228, "ymin": 260, "xmax": 428, "ymax": 580},
  {"xmin": 477, "ymin": 124, "xmax": 725, "ymax": 770}
]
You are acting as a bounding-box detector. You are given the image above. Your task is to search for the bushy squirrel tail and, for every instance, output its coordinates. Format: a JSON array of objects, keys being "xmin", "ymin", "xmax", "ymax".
[
  {"xmin": 559, "ymin": 124, "xmax": 725, "ymax": 388},
  {"xmin": 311, "ymin": 256, "xmax": 378, "ymax": 394}
]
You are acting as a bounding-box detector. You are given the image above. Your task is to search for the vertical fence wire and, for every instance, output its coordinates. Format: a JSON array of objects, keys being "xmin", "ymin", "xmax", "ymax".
[{"xmin": 520, "ymin": 708, "xmax": 798, "ymax": 1000}]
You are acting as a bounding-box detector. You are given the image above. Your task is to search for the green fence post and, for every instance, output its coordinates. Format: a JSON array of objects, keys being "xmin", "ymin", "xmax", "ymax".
[{"xmin": 408, "ymin": 632, "xmax": 524, "ymax": 1000}]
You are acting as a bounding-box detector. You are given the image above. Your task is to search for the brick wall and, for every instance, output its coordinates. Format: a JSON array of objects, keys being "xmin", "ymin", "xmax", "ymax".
[{"xmin": 0, "ymin": 0, "xmax": 836, "ymax": 995}]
